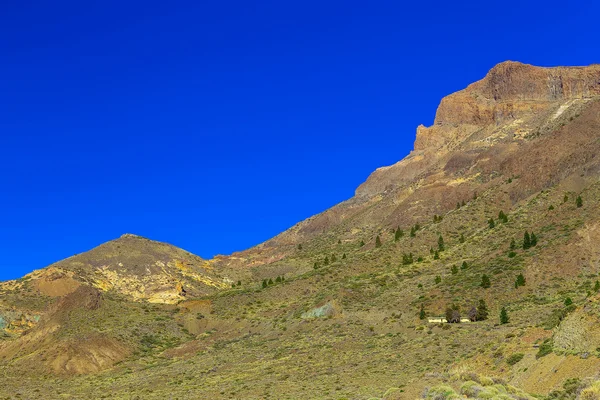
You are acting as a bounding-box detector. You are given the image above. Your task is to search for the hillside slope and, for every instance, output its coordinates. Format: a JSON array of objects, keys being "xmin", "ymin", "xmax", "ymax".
[{"xmin": 2, "ymin": 61, "xmax": 600, "ymax": 399}]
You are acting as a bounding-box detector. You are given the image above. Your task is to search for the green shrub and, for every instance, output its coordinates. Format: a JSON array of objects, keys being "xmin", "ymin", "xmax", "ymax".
[{"xmin": 506, "ymin": 353, "xmax": 524, "ymax": 365}]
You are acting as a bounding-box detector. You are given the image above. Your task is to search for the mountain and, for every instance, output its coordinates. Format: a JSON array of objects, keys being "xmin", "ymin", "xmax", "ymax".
[{"xmin": 3, "ymin": 61, "xmax": 600, "ymax": 399}]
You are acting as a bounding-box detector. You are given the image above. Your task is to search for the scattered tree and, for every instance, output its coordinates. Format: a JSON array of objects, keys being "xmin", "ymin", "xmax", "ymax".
[
  {"xmin": 394, "ymin": 227, "xmax": 403, "ymax": 241},
  {"xmin": 459, "ymin": 233, "xmax": 465, "ymax": 244},
  {"xmin": 510, "ymin": 238, "xmax": 516, "ymax": 250},
  {"xmin": 262, "ymin": 279, "xmax": 268, "ymax": 288},
  {"xmin": 462, "ymin": 200, "xmax": 466, "ymax": 207},
  {"xmin": 338, "ymin": 239, "xmax": 342, "ymax": 244},
  {"xmin": 488, "ymin": 218, "xmax": 495, "ymax": 229},
  {"xmin": 461, "ymin": 261, "xmax": 468, "ymax": 270},
  {"xmin": 498, "ymin": 210, "xmax": 508, "ymax": 223},
  {"xmin": 419, "ymin": 304, "xmax": 426, "ymax": 320},
  {"xmin": 402, "ymin": 253, "xmax": 414, "ymax": 265},
  {"xmin": 468, "ymin": 306, "xmax": 478, "ymax": 322},
  {"xmin": 435, "ymin": 275, "xmax": 441, "ymax": 284},
  {"xmin": 297, "ymin": 244, "xmax": 303, "ymax": 250},
  {"xmin": 438, "ymin": 235, "xmax": 445, "ymax": 251},
  {"xmin": 342, "ymin": 253, "xmax": 347, "ymax": 260},
  {"xmin": 433, "ymin": 250, "xmax": 440, "ymax": 260},
  {"xmin": 515, "ymin": 273, "xmax": 526, "ymax": 288},
  {"xmin": 359, "ymin": 240, "xmax": 365, "ymax": 247},
  {"xmin": 451, "ymin": 265, "xmax": 458, "ymax": 274},
  {"xmin": 576, "ymin": 195, "xmax": 583, "ymax": 208},
  {"xmin": 275, "ymin": 276, "xmax": 282, "ymax": 283},
  {"xmin": 481, "ymin": 274, "xmax": 491, "ymax": 288},
  {"xmin": 594, "ymin": 280, "xmax": 600, "ymax": 292},
  {"xmin": 530, "ymin": 232, "xmax": 538, "ymax": 247},
  {"xmin": 477, "ymin": 299, "xmax": 489, "ymax": 321},
  {"xmin": 548, "ymin": 204, "xmax": 555, "ymax": 211},
  {"xmin": 268, "ymin": 278, "xmax": 274, "ymax": 285},
  {"xmin": 563, "ymin": 194, "xmax": 569, "ymax": 203},
  {"xmin": 445, "ymin": 304, "xmax": 461, "ymax": 323},
  {"xmin": 375, "ymin": 235, "xmax": 382, "ymax": 248},
  {"xmin": 456, "ymin": 202, "xmax": 461, "ymax": 210},
  {"xmin": 410, "ymin": 227, "xmax": 416, "ymax": 237},
  {"xmin": 523, "ymin": 231, "xmax": 531, "ymax": 250},
  {"xmin": 331, "ymin": 254, "xmax": 337, "ymax": 263},
  {"xmin": 324, "ymin": 256, "xmax": 329, "ymax": 265},
  {"xmin": 500, "ymin": 307, "xmax": 510, "ymax": 324},
  {"xmin": 564, "ymin": 297, "xmax": 573, "ymax": 306},
  {"xmin": 237, "ymin": 280, "xmax": 241, "ymax": 286}
]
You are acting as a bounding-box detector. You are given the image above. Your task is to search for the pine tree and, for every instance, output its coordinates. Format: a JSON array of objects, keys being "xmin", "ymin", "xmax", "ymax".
[
  {"xmin": 414, "ymin": 223, "xmax": 420, "ymax": 231},
  {"xmin": 488, "ymin": 218, "xmax": 495, "ymax": 229},
  {"xmin": 297, "ymin": 244, "xmax": 303, "ymax": 250},
  {"xmin": 459, "ymin": 233, "xmax": 465, "ymax": 244},
  {"xmin": 232, "ymin": 284, "xmax": 236, "ymax": 288},
  {"xmin": 324, "ymin": 256, "xmax": 329, "ymax": 265},
  {"xmin": 435, "ymin": 275, "xmax": 441, "ymax": 284},
  {"xmin": 268, "ymin": 278, "xmax": 273, "ymax": 285},
  {"xmin": 461, "ymin": 261, "xmax": 468, "ymax": 270},
  {"xmin": 313, "ymin": 262, "xmax": 319, "ymax": 269},
  {"xmin": 564, "ymin": 297, "xmax": 573, "ymax": 306},
  {"xmin": 473, "ymin": 192, "xmax": 478, "ymax": 200},
  {"xmin": 451, "ymin": 265, "xmax": 458, "ymax": 274},
  {"xmin": 530, "ymin": 232, "xmax": 538, "ymax": 247},
  {"xmin": 276, "ymin": 276, "xmax": 282, "ymax": 283},
  {"xmin": 476, "ymin": 299, "xmax": 489, "ymax": 321},
  {"xmin": 523, "ymin": 231, "xmax": 531, "ymax": 250},
  {"xmin": 237, "ymin": 280, "xmax": 241, "ymax": 286},
  {"xmin": 342, "ymin": 253, "xmax": 347, "ymax": 260},
  {"xmin": 394, "ymin": 227, "xmax": 403, "ymax": 241},
  {"xmin": 438, "ymin": 235, "xmax": 445, "ymax": 251},
  {"xmin": 594, "ymin": 281, "xmax": 600, "ymax": 292},
  {"xmin": 338, "ymin": 239, "xmax": 342, "ymax": 244},
  {"xmin": 500, "ymin": 307, "xmax": 509, "ymax": 324},
  {"xmin": 375, "ymin": 235, "xmax": 382, "ymax": 248},
  {"xmin": 563, "ymin": 194, "xmax": 569, "ymax": 203},
  {"xmin": 433, "ymin": 250, "xmax": 440, "ymax": 260},
  {"xmin": 456, "ymin": 202, "xmax": 461, "ymax": 210},
  {"xmin": 419, "ymin": 304, "xmax": 426, "ymax": 320},
  {"xmin": 510, "ymin": 238, "xmax": 516, "ymax": 250},
  {"xmin": 481, "ymin": 274, "xmax": 491, "ymax": 288},
  {"xmin": 515, "ymin": 273, "xmax": 526, "ymax": 287},
  {"xmin": 462, "ymin": 200, "xmax": 466, "ymax": 207},
  {"xmin": 262, "ymin": 279, "xmax": 268, "ymax": 288},
  {"xmin": 548, "ymin": 204, "xmax": 555, "ymax": 211},
  {"xmin": 498, "ymin": 210, "xmax": 508, "ymax": 223},
  {"xmin": 410, "ymin": 227, "xmax": 416, "ymax": 237},
  {"xmin": 359, "ymin": 240, "xmax": 365, "ymax": 247},
  {"xmin": 331, "ymin": 254, "xmax": 337, "ymax": 263},
  {"xmin": 576, "ymin": 195, "xmax": 583, "ymax": 208}
]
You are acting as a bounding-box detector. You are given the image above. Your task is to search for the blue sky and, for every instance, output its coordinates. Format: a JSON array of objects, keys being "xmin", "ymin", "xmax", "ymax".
[{"xmin": 0, "ymin": 0, "xmax": 598, "ymax": 280}]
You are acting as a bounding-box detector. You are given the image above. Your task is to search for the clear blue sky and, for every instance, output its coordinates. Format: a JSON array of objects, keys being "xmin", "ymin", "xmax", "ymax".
[{"xmin": 0, "ymin": 0, "xmax": 597, "ymax": 280}]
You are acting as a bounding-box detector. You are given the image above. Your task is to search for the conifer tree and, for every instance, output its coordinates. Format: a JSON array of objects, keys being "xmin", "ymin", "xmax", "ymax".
[
  {"xmin": 459, "ymin": 233, "xmax": 465, "ymax": 244},
  {"xmin": 456, "ymin": 202, "xmax": 461, "ymax": 210},
  {"xmin": 297, "ymin": 244, "xmax": 303, "ymax": 250},
  {"xmin": 564, "ymin": 297, "xmax": 573, "ymax": 306},
  {"xmin": 481, "ymin": 274, "xmax": 491, "ymax": 288},
  {"xmin": 331, "ymin": 254, "xmax": 337, "ymax": 263},
  {"xmin": 237, "ymin": 280, "xmax": 241, "ymax": 286},
  {"xmin": 515, "ymin": 273, "xmax": 526, "ymax": 287},
  {"xmin": 461, "ymin": 261, "xmax": 468, "ymax": 270},
  {"xmin": 564, "ymin": 194, "xmax": 569, "ymax": 203},
  {"xmin": 313, "ymin": 262, "xmax": 319, "ymax": 269},
  {"xmin": 451, "ymin": 265, "xmax": 458, "ymax": 274},
  {"xmin": 375, "ymin": 235, "xmax": 382, "ymax": 248},
  {"xmin": 268, "ymin": 278, "xmax": 273, "ymax": 285},
  {"xmin": 359, "ymin": 240, "xmax": 365, "ymax": 247},
  {"xmin": 438, "ymin": 235, "xmax": 445, "ymax": 251},
  {"xmin": 576, "ymin": 195, "xmax": 583, "ymax": 208},
  {"xmin": 276, "ymin": 276, "xmax": 282, "ymax": 283},
  {"xmin": 462, "ymin": 200, "xmax": 466, "ymax": 207},
  {"xmin": 338, "ymin": 239, "xmax": 342, "ymax": 244},
  {"xmin": 594, "ymin": 281, "xmax": 600, "ymax": 292},
  {"xmin": 414, "ymin": 223, "xmax": 420, "ymax": 231},
  {"xmin": 500, "ymin": 307, "xmax": 509, "ymax": 324},
  {"xmin": 435, "ymin": 275, "xmax": 441, "ymax": 284},
  {"xmin": 262, "ymin": 279, "xmax": 268, "ymax": 288},
  {"xmin": 510, "ymin": 238, "xmax": 516, "ymax": 250},
  {"xmin": 433, "ymin": 250, "xmax": 440, "ymax": 260},
  {"xmin": 394, "ymin": 227, "xmax": 403, "ymax": 241},
  {"xmin": 523, "ymin": 231, "xmax": 531, "ymax": 250},
  {"xmin": 477, "ymin": 299, "xmax": 489, "ymax": 321},
  {"xmin": 488, "ymin": 218, "xmax": 495, "ymax": 229},
  {"xmin": 419, "ymin": 303, "xmax": 426, "ymax": 320},
  {"xmin": 324, "ymin": 256, "xmax": 329, "ymax": 265},
  {"xmin": 530, "ymin": 232, "xmax": 538, "ymax": 247},
  {"xmin": 410, "ymin": 227, "xmax": 416, "ymax": 237},
  {"xmin": 342, "ymin": 253, "xmax": 347, "ymax": 260}
]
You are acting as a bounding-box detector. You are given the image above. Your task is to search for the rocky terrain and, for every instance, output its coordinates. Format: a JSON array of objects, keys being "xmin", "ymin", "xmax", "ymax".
[{"xmin": 2, "ymin": 61, "xmax": 600, "ymax": 399}]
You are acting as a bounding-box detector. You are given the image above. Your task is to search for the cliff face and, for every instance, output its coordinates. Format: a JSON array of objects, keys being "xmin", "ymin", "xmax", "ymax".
[{"xmin": 357, "ymin": 61, "xmax": 600, "ymax": 198}]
